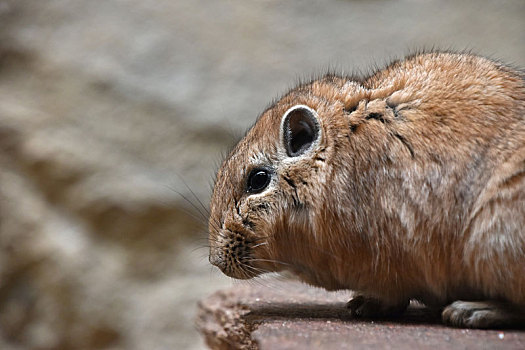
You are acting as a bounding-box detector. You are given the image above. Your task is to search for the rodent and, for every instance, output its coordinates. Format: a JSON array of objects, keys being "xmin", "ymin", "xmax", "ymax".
[{"xmin": 208, "ymin": 52, "xmax": 525, "ymax": 328}]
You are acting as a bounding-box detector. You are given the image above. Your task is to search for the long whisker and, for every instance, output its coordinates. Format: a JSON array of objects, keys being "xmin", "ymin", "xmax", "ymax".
[
  {"xmin": 247, "ymin": 258, "xmax": 291, "ymax": 267},
  {"xmin": 179, "ymin": 207, "xmax": 208, "ymax": 227},
  {"xmin": 179, "ymin": 175, "xmax": 211, "ymax": 217},
  {"xmin": 166, "ymin": 185, "xmax": 208, "ymax": 222},
  {"xmin": 196, "ymin": 235, "xmax": 224, "ymax": 244},
  {"xmin": 241, "ymin": 264, "xmax": 271, "ymax": 279},
  {"xmin": 249, "ymin": 236, "xmax": 272, "ymax": 243},
  {"xmin": 251, "ymin": 242, "xmax": 268, "ymax": 249},
  {"xmin": 206, "ymin": 215, "xmax": 223, "ymax": 233},
  {"xmin": 191, "ymin": 244, "xmax": 211, "ymax": 253}
]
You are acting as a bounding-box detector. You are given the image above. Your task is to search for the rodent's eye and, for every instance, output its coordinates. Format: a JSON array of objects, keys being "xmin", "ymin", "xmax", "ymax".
[{"xmin": 247, "ymin": 168, "xmax": 271, "ymax": 194}]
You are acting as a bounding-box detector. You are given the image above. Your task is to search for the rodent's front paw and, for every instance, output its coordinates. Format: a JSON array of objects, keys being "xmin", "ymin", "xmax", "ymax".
[
  {"xmin": 442, "ymin": 301, "xmax": 523, "ymax": 329},
  {"xmin": 346, "ymin": 295, "xmax": 408, "ymax": 319}
]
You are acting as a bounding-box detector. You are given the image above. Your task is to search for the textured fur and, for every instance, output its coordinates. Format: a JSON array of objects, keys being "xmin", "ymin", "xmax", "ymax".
[{"xmin": 208, "ymin": 52, "xmax": 525, "ymax": 328}]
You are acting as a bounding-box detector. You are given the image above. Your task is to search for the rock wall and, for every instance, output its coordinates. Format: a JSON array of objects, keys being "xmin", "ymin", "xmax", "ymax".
[{"xmin": 0, "ymin": 0, "xmax": 523, "ymax": 349}]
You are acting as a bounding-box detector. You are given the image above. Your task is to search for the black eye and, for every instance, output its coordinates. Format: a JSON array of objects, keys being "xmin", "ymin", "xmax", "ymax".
[{"xmin": 247, "ymin": 169, "xmax": 271, "ymax": 193}]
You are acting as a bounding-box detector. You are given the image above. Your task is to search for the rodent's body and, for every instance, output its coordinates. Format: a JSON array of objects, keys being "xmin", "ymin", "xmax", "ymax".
[{"xmin": 209, "ymin": 52, "xmax": 525, "ymax": 328}]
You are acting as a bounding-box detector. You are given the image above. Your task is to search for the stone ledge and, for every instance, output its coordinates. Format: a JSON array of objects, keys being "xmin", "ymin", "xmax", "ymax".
[{"xmin": 196, "ymin": 280, "xmax": 525, "ymax": 350}]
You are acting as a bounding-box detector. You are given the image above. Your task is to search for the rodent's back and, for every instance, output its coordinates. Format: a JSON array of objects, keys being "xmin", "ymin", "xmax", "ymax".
[
  {"xmin": 209, "ymin": 52, "xmax": 525, "ymax": 308},
  {"xmin": 346, "ymin": 53, "xmax": 525, "ymax": 305},
  {"xmin": 352, "ymin": 53, "xmax": 525, "ymax": 238}
]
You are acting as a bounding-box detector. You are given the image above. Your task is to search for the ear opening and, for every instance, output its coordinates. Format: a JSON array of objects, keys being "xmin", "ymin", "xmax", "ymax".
[{"xmin": 282, "ymin": 105, "xmax": 320, "ymax": 157}]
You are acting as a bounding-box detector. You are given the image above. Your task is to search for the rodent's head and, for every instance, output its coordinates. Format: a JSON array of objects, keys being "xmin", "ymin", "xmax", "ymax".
[{"xmin": 209, "ymin": 79, "xmax": 366, "ymax": 280}]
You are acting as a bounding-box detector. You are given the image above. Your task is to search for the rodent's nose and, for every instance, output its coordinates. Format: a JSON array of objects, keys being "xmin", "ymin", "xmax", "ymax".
[{"xmin": 209, "ymin": 252, "xmax": 226, "ymax": 270}]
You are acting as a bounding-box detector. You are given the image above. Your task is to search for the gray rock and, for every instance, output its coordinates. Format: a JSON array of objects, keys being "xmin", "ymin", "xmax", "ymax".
[{"xmin": 197, "ymin": 281, "xmax": 525, "ymax": 350}]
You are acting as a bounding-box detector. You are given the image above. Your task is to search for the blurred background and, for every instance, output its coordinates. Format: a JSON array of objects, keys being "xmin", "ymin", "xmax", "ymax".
[{"xmin": 0, "ymin": 0, "xmax": 523, "ymax": 349}]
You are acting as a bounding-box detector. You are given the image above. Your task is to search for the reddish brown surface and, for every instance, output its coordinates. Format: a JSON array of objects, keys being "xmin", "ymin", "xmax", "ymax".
[{"xmin": 196, "ymin": 280, "xmax": 525, "ymax": 349}]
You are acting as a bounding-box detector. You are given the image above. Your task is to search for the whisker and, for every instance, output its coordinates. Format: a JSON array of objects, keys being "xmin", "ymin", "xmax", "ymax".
[
  {"xmin": 249, "ymin": 236, "xmax": 272, "ymax": 243},
  {"xmin": 247, "ymin": 258, "xmax": 291, "ymax": 267},
  {"xmin": 241, "ymin": 264, "xmax": 266, "ymax": 274},
  {"xmin": 195, "ymin": 253, "xmax": 212, "ymax": 262},
  {"xmin": 206, "ymin": 216, "xmax": 222, "ymax": 233},
  {"xmin": 186, "ymin": 183, "xmax": 211, "ymax": 217},
  {"xmin": 190, "ymin": 245, "xmax": 211, "ymax": 254},
  {"xmin": 251, "ymin": 242, "xmax": 268, "ymax": 249},
  {"xmin": 176, "ymin": 174, "xmax": 211, "ymax": 217},
  {"xmin": 180, "ymin": 209, "xmax": 208, "ymax": 227},
  {"xmin": 166, "ymin": 185, "xmax": 208, "ymax": 222},
  {"xmin": 195, "ymin": 236, "xmax": 223, "ymax": 244},
  {"xmin": 240, "ymin": 266, "xmax": 270, "ymax": 285}
]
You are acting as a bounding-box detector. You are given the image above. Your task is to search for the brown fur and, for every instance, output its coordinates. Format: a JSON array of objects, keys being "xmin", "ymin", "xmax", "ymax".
[{"xmin": 208, "ymin": 52, "xmax": 525, "ymax": 328}]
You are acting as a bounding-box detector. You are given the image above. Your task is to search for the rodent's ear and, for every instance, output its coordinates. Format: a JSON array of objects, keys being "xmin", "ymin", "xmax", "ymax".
[{"xmin": 281, "ymin": 105, "xmax": 320, "ymax": 157}]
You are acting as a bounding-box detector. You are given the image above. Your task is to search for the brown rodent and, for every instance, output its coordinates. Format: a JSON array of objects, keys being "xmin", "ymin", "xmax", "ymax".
[{"xmin": 208, "ymin": 52, "xmax": 525, "ymax": 328}]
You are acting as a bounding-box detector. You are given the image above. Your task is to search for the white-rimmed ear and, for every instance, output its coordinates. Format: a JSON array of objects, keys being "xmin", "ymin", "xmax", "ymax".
[{"xmin": 280, "ymin": 105, "xmax": 321, "ymax": 157}]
